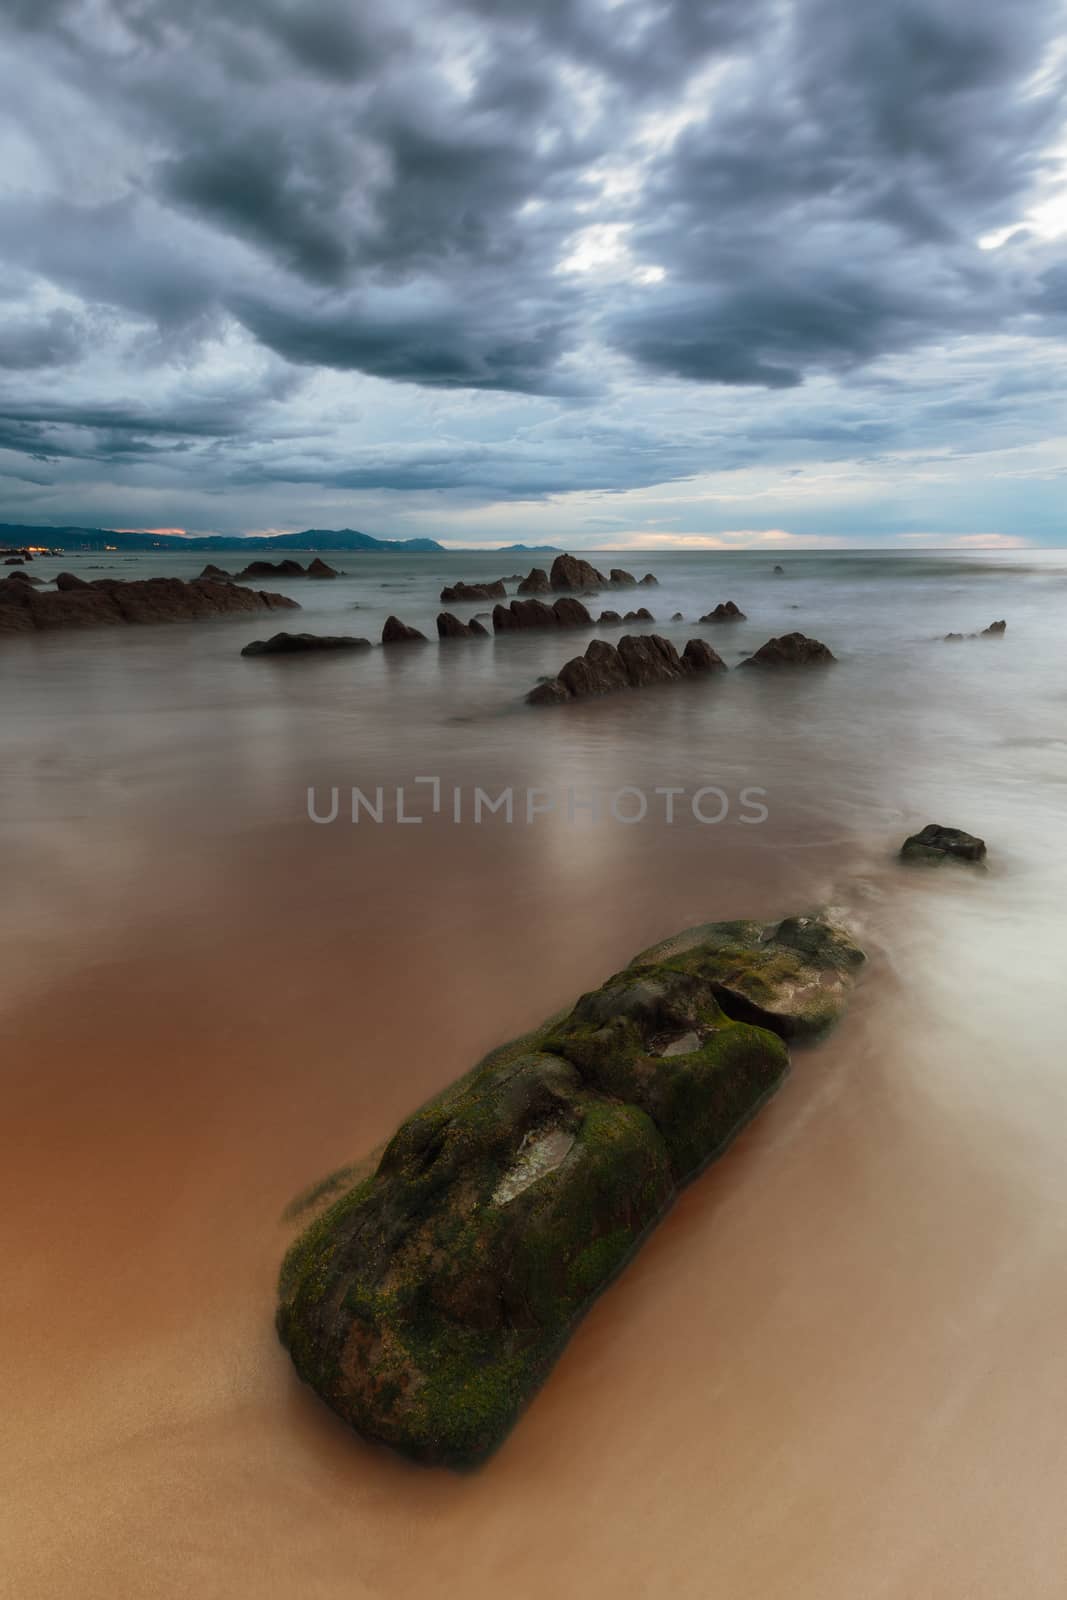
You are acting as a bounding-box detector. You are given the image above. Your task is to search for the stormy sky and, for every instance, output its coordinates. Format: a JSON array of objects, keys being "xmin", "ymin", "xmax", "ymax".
[{"xmin": 1, "ymin": 0, "xmax": 1065, "ymax": 548}]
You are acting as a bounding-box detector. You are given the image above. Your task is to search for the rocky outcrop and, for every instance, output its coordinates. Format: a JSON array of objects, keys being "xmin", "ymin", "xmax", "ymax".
[
  {"xmin": 623, "ymin": 607, "xmax": 654, "ymax": 622},
  {"xmin": 609, "ymin": 568, "xmax": 637, "ymax": 587},
  {"xmin": 671, "ymin": 612, "xmax": 684, "ymax": 621},
  {"xmin": 492, "ymin": 597, "xmax": 594, "ymax": 632},
  {"xmin": 0, "ymin": 572, "xmax": 298, "ymax": 635},
  {"xmin": 517, "ymin": 568, "xmax": 550, "ymax": 594},
  {"xmin": 241, "ymin": 632, "xmax": 371, "ymax": 657},
  {"xmin": 700, "ymin": 601, "xmax": 746, "ymax": 622},
  {"xmin": 236, "ymin": 558, "xmax": 307, "ymax": 579},
  {"xmin": 3, "ymin": 556, "xmax": 24, "ymax": 565},
  {"xmin": 437, "ymin": 612, "xmax": 490, "ymax": 639},
  {"xmin": 639, "ymin": 573, "xmax": 658, "ymax": 587},
  {"xmin": 440, "ymin": 580, "xmax": 508, "ymax": 603},
  {"xmin": 944, "ymin": 620, "xmax": 1007, "ymax": 641},
  {"xmin": 527, "ymin": 632, "xmax": 725, "ymax": 704},
  {"xmin": 550, "ymin": 553, "xmax": 606, "ymax": 590},
  {"xmin": 382, "ymin": 616, "xmax": 428, "ymax": 644},
  {"xmin": 899, "ymin": 824, "xmax": 987, "ymax": 866},
  {"xmin": 598, "ymin": 610, "xmax": 622, "ymax": 625},
  {"xmin": 200, "ymin": 563, "xmax": 231, "ymax": 579},
  {"xmin": 307, "ymin": 558, "xmax": 340, "ymax": 578},
  {"xmin": 739, "ymin": 632, "xmax": 835, "ymax": 667},
  {"xmin": 276, "ymin": 911, "xmax": 864, "ymax": 1467}
]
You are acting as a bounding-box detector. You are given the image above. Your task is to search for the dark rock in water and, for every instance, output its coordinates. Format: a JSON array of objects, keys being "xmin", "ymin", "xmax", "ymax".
[
  {"xmin": 622, "ymin": 607, "xmax": 654, "ymax": 622},
  {"xmin": 440, "ymin": 580, "xmax": 508, "ymax": 603},
  {"xmin": 598, "ymin": 609, "xmax": 622, "ymax": 625},
  {"xmin": 638, "ymin": 573, "xmax": 658, "ymax": 587},
  {"xmin": 0, "ymin": 573, "xmax": 298, "ymax": 634},
  {"xmin": 237, "ymin": 558, "xmax": 306, "ymax": 579},
  {"xmin": 671, "ymin": 612, "xmax": 684, "ymax": 621},
  {"xmin": 241, "ymin": 632, "xmax": 371, "ymax": 657},
  {"xmin": 200, "ymin": 563, "xmax": 231, "ymax": 579},
  {"xmin": 529, "ymin": 633, "xmax": 724, "ymax": 703},
  {"xmin": 944, "ymin": 620, "xmax": 1007, "ymax": 641},
  {"xmin": 681, "ymin": 638, "xmax": 726, "ymax": 673},
  {"xmin": 307, "ymin": 558, "xmax": 340, "ymax": 579},
  {"xmin": 492, "ymin": 597, "xmax": 593, "ymax": 631},
  {"xmin": 277, "ymin": 911, "xmax": 863, "ymax": 1466},
  {"xmin": 552, "ymin": 596, "xmax": 594, "ymax": 627},
  {"xmin": 900, "ymin": 823, "xmax": 987, "ymax": 866},
  {"xmin": 382, "ymin": 615, "xmax": 428, "ymax": 644},
  {"xmin": 517, "ymin": 567, "xmax": 550, "ymax": 595},
  {"xmin": 437, "ymin": 611, "xmax": 488, "ymax": 639},
  {"xmin": 773, "ymin": 564, "xmax": 784, "ymax": 574},
  {"xmin": 550, "ymin": 553, "xmax": 606, "ymax": 590},
  {"xmin": 700, "ymin": 601, "xmax": 746, "ymax": 622},
  {"xmin": 609, "ymin": 567, "xmax": 638, "ymax": 587},
  {"xmin": 4, "ymin": 569, "xmax": 42, "ymax": 586},
  {"xmin": 3, "ymin": 556, "xmax": 24, "ymax": 565},
  {"xmin": 739, "ymin": 632, "xmax": 835, "ymax": 667}
]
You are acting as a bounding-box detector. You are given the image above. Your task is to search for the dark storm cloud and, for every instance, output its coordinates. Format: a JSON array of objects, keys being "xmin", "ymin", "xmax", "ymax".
[{"xmin": 0, "ymin": 0, "xmax": 1065, "ymax": 518}]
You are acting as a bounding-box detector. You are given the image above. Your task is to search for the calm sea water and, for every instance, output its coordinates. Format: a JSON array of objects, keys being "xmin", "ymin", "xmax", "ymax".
[{"xmin": 4, "ymin": 546, "xmax": 1067, "ymax": 1598}]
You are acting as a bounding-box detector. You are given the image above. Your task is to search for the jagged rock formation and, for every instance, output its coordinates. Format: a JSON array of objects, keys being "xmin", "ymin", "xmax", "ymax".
[
  {"xmin": 0, "ymin": 572, "xmax": 298, "ymax": 634},
  {"xmin": 527, "ymin": 633, "xmax": 725, "ymax": 704},
  {"xmin": 382, "ymin": 616, "xmax": 428, "ymax": 644}
]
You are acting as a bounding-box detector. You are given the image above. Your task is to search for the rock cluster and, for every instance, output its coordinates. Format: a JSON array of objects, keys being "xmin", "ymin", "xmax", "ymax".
[
  {"xmin": 235, "ymin": 558, "xmax": 339, "ymax": 579},
  {"xmin": 700, "ymin": 601, "xmax": 746, "ymax": 622},
  {"xmin": 276, "ymin": 912, "xmax": 864, "ymax": 1467},
  {"xmin": 437, "ymin": 612, "xmax": 490, "ymax": 639},
  {"xmin": 0, "ymin": 572, "xmax": 298, "ymax": 634},
  {"xmin": 493, "ymin": 597, "xmax": 594, "ymax": 632},
  {"xmin": 527, "ymin": 633, "xmax": 725, "ymax": 704}
]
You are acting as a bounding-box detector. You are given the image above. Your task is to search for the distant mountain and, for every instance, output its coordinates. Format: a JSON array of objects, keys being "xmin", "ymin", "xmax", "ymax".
[
  {"xmin": 494, "ymin": 544, "xmax": 562, "ymax": 554},
  {"xmin": 0, "ymin": 523, "xmax": 444, "ymax": 553}
]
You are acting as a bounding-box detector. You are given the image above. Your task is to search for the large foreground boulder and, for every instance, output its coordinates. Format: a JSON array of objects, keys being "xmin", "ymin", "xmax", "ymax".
[
  {"xmin": 0, "ymin": 572, "xmax": 298, "ymax": 635},
  {"xmin": 739, "ymin": 632, "xmax": 835, "ymax": 667},
  {"xmin": 527, "ymin": 633, "xmax": 725, "ymax": 704},
  {"xmin": 276, "ymin": 912, "xmax": 864, "ymax": 1467},
  {"xmin": 241, "ymin": 632, "xmax": 370, "ymax": 657},
  {"xmin": 899, "ymin": 823, "xmax": 987, "ymax": 866}
]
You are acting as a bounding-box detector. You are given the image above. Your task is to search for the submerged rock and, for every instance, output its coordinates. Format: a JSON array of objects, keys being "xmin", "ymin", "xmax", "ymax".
[
  {"xmin": 241, "ymin": 632, "xmax": 371, "ymax": 656},
  {"xmin": 382, "ymin": 616, "xmax": 428, "ymax": 644},
  {"xmin": 440, "ymin": 580, "xmax": 507, "ymax": 603},
  {"xmin": 639, "ymin": 573, "xmax": 659, "ymax": 587},
  {"xmin": 899, "ymin": 823, "xmax": 987, "ymax": 866},
  {"xmin": 276, "ymin": 912, "xmax": 863, "ymax": 1467},
  {"xmin": 492, "ymin": 597, "xmax": 594, "ymax": 632},
  {"xmin": 739, "ymin": 632, "xmax": 836, "ymax": 667},
  {"xmin": 944, "ymin": 620, "xmax": 1007, "ymax": 641},
  {"xmin": 527, "ymin": 633, "xmax": 725, "ymax": 704},
  {"xmin": 700, "ymin": 601, "xmax": 746, "ymax": 622}
]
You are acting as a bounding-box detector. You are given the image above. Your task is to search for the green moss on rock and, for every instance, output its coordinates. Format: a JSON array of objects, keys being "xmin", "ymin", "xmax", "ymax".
[{"xmin": 277, "ymin": 911, "xmax": 863, "ymax": 1467}]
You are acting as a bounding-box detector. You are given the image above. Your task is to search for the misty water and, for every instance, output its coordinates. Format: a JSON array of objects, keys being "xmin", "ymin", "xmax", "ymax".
[{"xmin": 4, "ymin": 547, "xmax": 1067, "ymax": 1597}]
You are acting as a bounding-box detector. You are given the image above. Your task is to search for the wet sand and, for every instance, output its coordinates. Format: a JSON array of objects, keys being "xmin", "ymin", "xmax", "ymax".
[{"xmin": 4, "ymin": 550, "xmax": 1067, "ymax": 1596}]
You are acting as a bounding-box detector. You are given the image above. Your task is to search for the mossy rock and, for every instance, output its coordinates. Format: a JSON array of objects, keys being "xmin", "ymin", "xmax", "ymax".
[{"xmin": 277, "ymin": 913, "xmax": 862, "ymax": 1467}]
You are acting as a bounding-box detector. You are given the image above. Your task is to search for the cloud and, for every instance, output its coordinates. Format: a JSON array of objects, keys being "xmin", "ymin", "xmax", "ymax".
[{"xmin": 0, "ymin": 0, "xmax": 1065, "ymax": 538}]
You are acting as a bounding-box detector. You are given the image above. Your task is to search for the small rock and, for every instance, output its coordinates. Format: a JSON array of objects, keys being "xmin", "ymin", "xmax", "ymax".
[
  {"xmin": 899, "ymin": 824, "xmax": 987, "ymax": 866},
  {"xmin": 700, "ymin": 601, "xmax": 746, "ymax": 622}
]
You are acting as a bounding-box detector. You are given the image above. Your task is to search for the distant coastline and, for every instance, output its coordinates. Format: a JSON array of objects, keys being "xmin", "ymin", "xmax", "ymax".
[{"xmin": 0, "ymin": 523, "xmax": 563, "ymax": 556}]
